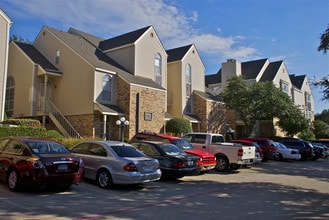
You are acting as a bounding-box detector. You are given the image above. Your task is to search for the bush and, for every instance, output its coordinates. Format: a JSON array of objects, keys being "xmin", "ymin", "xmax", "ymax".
[
  {"xmin": 166, "ymin": 118, "xmax": 192, "ymax": 136},
  {"xmin": 0, "ymin": 126, "xmax": 47, "ymax": 138},
  {"xmin": 47, "ymin": 130, "xmax": 65, "ymax": 140},
  {"xmin": 1, "ymin": 119, "xmax": 41, "ymax": 127}
]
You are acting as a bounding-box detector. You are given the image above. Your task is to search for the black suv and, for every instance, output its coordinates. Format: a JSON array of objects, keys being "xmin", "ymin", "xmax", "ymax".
[{"xmin": 279, "ymin": 138, "xmax": 315, "ymax": 161}]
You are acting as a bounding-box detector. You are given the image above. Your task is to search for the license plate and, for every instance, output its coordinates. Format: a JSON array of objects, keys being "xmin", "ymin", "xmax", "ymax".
[
  {"xmin": 143, "ymin": 165, "xmax": 154, "ymax": 172},
  {"xmin": 58, "ymin": 164, "xmax": 68, "ymax": 171},
  {"xmin": 187, "ymin": 161, "xmax": 194, "ymax": 166}
]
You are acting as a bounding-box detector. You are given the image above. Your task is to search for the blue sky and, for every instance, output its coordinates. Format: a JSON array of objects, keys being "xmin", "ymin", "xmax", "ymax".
[{"xmin": 1, "ymin": 0, "xmax": 328, "ymax": 113}]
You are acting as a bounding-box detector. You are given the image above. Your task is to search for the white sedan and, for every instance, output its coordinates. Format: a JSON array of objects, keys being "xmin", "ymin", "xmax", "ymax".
[{"xmin": 275, "ymin": 142, "xmax": 301, "ymax": 161}]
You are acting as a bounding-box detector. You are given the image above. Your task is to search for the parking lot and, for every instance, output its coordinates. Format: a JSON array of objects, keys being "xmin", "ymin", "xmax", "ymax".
[{"xmin": 0, "ymin": 158, "xmax": 328, "ymax": 220}]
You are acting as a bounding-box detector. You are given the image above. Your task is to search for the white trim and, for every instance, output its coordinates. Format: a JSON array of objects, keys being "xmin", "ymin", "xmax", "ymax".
[{"xmin": 95, "ymin": 67, "xmax": 117, "ymax": 75}]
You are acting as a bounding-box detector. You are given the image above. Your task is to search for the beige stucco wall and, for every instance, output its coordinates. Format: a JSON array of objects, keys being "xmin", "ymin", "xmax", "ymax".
[
  {"xmin": 0, "ymin": 9, "xmax": 11, "ymax": 120},
  {"xmin": 105, "ymin": 46, "xmax": 135, "ymax": 74},
  {"xmin": 167, "ymin": 45, "xmax": 205, "ymax": 118},
  {"xmin": 7, "ymin": 43, "xmax": 36, "ymax": 117},
  {"xmin": 134, "ymin": 28, "xmax": 168, "ymax": 90},
  {"xmin": 272, "ymin": 63, "xmax": 293, "ymax": 98},
  {"xmin": 167, "ymin": 61, "xmax": 183, "ymax": 117},
  {"xmin": 33, "ymin": 27, "xmax": 95, "ymax": 115}
]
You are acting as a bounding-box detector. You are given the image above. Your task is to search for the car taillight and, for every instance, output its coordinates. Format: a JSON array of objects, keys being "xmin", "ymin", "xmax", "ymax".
[
  {"xmin": 27, "ymin": 158, "xmax": 45, "ymax": 169},
  {"xmin": 173, "ymin": 161, "xmax": 186, "ymax": 168},
  {"xmin": 123, "ymin": 162, "xmax": 138, "ymax": 172},
  {"xmin": 238, "ymin": 149, "xmax": 243, "ymax": 157}
]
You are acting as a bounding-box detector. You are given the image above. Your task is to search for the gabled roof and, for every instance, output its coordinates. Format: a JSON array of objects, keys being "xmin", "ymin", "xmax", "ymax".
[
  {"xmin": 99, "ymin": 26, "xmax": 151, "ymax": 51},
  {"xmin": 166, "ymin": 44, "xmax": 193, "ymax": 62},
  {"xmin": 260, "ymin": 61, "xmax": 283, "ymax": 82},
  {"xmin": 289, "ymin": 74, "xmax": 306, "ymax": 90},
  {"xmin": 14, "ymin": 41, "xmax": 61, "ymax": 74},
  {"xmin": 194, "ymin": 90, "xmax": 223, "ymax": 102},
  {"xmin": 241, "ymin": 58, "xmax": 268, "ymax": 80},
  {"xmin": 205, "ymin": 70, "xmax": 221, "ymax": 86},
  {"xmin": 68, "ymin": 28, "xmax": 104, "ymax": 47},
  {"xmin": 44, "ymin": 26, "xmax": 164, "ymax": 91}
]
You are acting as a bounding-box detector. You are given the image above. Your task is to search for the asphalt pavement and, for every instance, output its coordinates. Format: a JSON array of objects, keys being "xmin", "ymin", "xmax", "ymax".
[{"xmin": 0, "ymin": 158, "xmax": 328, "ymax": 220}]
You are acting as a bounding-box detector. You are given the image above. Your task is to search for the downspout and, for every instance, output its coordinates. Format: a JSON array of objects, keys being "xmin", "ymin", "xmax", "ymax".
[
  {"xmin": 31, "ymin": 64, "xmax": 37, "ymax": 116},
  {"xmin": 1, "ymin": 19, "xmax": 12, "ymax": 121},
  {"xmin": 103, "ymin": 114, "xmax": 107, "ymax": 140}
]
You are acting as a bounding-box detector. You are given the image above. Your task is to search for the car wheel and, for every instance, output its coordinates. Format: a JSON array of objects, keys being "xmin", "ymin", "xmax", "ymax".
[
  {"xmin": 278, "ymin": 153, "xmax": 283, "ymax": 161},
  {"xmin": 8, "ymin": 170, "xmax": 20, "ymax": 192},
  {"xmin": 215, "ymin": 156, "xmax": 229, "ymax": 172},
  {"xmin": 97, "ymin": 169, "xmax": 113, "ymax": 189}
]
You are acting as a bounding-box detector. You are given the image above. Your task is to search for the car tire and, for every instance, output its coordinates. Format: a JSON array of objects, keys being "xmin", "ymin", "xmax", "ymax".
[
  {"xmin": 97, "ymin": 169, "xmax": 113, "ymax": 189},
  {"xmin": 215, "ymin": 156, "xmax": 229, "ymax": 172},
  {"xmin": 7, "ymin": 170, "xmax": 20, "ymax": 192}
]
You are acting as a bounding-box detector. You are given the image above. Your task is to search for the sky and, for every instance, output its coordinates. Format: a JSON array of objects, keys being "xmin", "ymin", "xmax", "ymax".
[{"xmin": 1, "ymin": 0, "xmax": 328, "ymax": 113}]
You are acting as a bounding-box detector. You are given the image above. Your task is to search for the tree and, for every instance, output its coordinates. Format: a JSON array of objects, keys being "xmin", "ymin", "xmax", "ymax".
[
  {"xmin": 313, "ymin": 75, "xmax": 329, "ymax": 102},
  {"xmin": 165, "ymin": 118, "xmax": 192, "ymax": 136},
  {"xmin": 318, "ymin": 24, "xmax": 329, "ymax": 54},
  {"xmin": 315, "ymin": 109, "xmax": 329, "ymax": 124},
  {"xmin": 312, "ymin": 119, "xmax": 329, "ymax": 139},
  {"xmin": 314, "ymin": 24, "xmax": 329, "ymax": 102},
  {"xmin": 276, "ymin": 103, "xmax": 310, "ymax": 137},
  {"xmin": 220, "ymin": 76, "xmax": 310, "ymax": 137},
  {"xmin": 9, "ymin": 35, "xmax": 32, "ymax": 44}
]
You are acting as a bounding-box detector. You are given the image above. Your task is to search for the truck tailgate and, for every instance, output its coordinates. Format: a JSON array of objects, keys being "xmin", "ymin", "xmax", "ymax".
[{"xmin": 241, "ymin": 146, "xmax": 256, "ymax": 160}]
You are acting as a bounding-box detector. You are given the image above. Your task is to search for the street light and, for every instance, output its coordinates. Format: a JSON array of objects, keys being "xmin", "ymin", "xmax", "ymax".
[{"xmin": 116, "ymin": 117, "xmax": 129, "ymax": 142}]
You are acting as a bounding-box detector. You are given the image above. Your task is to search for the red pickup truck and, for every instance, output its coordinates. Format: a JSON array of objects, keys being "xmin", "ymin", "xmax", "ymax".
[{"xmin": 130, "ymin": 132, "xmax": 217, "ymax": 172}]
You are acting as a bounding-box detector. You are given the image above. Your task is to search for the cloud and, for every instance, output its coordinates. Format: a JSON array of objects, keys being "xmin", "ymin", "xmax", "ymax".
[{"xmin": 4, "ymin": 0, "xmax": 258, "ymax": 60}]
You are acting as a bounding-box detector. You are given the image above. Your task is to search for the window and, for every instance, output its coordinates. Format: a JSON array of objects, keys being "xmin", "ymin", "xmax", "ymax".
[
  {"xmin": 280, "ymin": 80, "xmax": 289, "ymax": 95},
  {"xmin": 55, "ymin": 50, "xmax": 60, "ymax": 65},
  {"xmin": 305, "ymin": 93, "xmax": 312, "ymax": 110},
  {"xmin": 102, "ymin": 74, "xmax": 112, "ymax": 102},
  {"xmin": 5, "ymin": 76, "xmax": 15, "ymax": 117},
  {"xmin": 185, "ymin": 64, "xmax": 192, "ymax": 113},
  {"xmin": 154, "ymin": 53, "xmax": 162, "ymax": 86}
]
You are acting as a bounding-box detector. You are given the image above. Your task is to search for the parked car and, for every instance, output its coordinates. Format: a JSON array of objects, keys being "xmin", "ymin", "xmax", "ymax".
[
  {"xmin": 130, "ymin": 132, "xmax": 216, "ymax": 172},
  {"xmin": 311, "ymin": 142, "xmax": 327, "ymax": 159},
  {"xmin": 274, "ymin": 142, "xmax": 301, "ymax": 161},
  {"xmin": 240, "ymin": 138, "xmax": 278, "ymax": 161},
  {"xmin": 131, "ymin": 140, "xmax": 201, "ymax": 179},
  {"xmin": 182, "ymin": 133, "xmax": 256, "ymax": 171},
  {"xmin": 279, "ymin": 138, "xmax": 315, "ymax": 161},
  {"xmin": 0, "ymin": 137, "xmax": 84, "ymax": 192},
  {"xmin": 71, "ymin": 140, "xmax": 161, "ymax": 189},
  {"xmin": 230, "ymin": 140, "xmax": 263, "ymax": 163},
  {"xmin": 311, "ymin": 142, "xmax": 328, "ymax": 158}
]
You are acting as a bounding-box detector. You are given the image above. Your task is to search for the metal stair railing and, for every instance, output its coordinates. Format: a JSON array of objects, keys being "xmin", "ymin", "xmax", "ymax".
[{"xmin": 47, "ymin": 100, "xmax": 83, "ymax": 139}]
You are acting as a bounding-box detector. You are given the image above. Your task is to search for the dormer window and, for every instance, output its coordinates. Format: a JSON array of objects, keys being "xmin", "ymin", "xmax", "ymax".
[{"xmin": 154, "ymin": 53, "xmax": 162, "ymax": 86}]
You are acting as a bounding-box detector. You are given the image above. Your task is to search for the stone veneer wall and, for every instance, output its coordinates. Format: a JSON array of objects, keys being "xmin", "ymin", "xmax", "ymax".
[
  {"xmin": 116, "ymin": 77, "xmax": 166, "ymax": 141},
  {"xmin": 193, "ymin": 93, "xmax": 226, "ymax": 134}
]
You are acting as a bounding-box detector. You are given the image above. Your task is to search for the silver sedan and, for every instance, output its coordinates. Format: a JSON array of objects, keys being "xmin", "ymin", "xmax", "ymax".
[{"xmin": 71, "ymin": 140, "xmax": 161, "ymax": 189}]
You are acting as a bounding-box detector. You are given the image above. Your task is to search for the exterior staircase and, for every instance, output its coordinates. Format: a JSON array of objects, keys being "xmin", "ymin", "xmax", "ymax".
[{"xmin": 47, "ymin": 100, "xmax": 82, "ymax": 139}]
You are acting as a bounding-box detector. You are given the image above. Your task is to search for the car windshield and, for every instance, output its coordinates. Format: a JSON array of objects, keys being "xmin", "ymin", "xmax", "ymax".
[
  {"xmin": 26, "ymin": 141, "xmax": 70, "ymax": 154},
  {"xmin": 171, "ymin": 139, "xmax": 193, "ymax": 150},
  {"xmin": 159, "ymin": 143, "xmax": 187, "ymax": 156},
  {"xmin": 110, "ymin": 145, "xmax": 146, "ymax": 157}
]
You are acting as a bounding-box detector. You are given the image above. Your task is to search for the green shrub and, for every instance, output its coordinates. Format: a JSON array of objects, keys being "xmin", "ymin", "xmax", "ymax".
[
  {"xmin": 47, "ymin": 130, "xmax": 64, "ymax": 140},
  {"xmin": 1, "ymin": 119, "xmax": 41, "ymax": 127},
  {"xmin": 166, "ymin": 118, "xmax": 192, "ymax": 136},
  {"xmin": 0, "ymin": 126, "xmax": 47, "ymax": 137}
]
